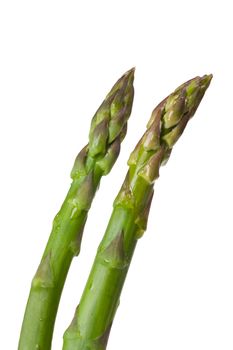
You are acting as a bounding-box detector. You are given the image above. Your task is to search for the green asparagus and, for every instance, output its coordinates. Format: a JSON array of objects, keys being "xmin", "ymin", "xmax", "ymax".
[
  {"xmin": 62, "ymin": 74, "xmax": 212, "ymax": 350},
  {"xmin": 18, "ymin": 68, "xmax": 135, "ymax": 350}
]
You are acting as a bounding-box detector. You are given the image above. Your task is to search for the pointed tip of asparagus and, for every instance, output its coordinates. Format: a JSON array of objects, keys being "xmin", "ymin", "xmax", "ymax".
[
  {"xmin": 161, "ymin": 73, "xmax": 212, "ymax": 148},
  {"xmin": 129, "ymin": 73, "xmax": 212, "ymax": 166},
  {"xmin": 199, "ymin": 74, "xmax": 213, "ymax": 92},
  {"xmin": 88, "ymin": 68, "xmax": 134, "ymax": 162},
  {"xmin": 184, "ymin": 73, "xmax": 212, "ymax": 116},
  {"xmin": 202, "ymin": 73, "xmax": 213, "ymax": 84},
  {"xmin": 106, "ymin": 67, "xmax": 135, "ymax": 98},
  {"xmin": 124, "ymin": 66, "xmax": 136, "ymax": 77},
  {"xmin": 122, "ymin": 66, "xmax": 135, "ymax": 87},
  {"xmin": 186, "ymin": 74, "xmax": 212, "ymax": 91},
  {"xmin": 197, "ymin": 73, "xmax": 213, "ymax": 87}
]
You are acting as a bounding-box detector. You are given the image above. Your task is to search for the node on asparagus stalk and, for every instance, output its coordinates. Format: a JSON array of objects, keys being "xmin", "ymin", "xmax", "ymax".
[
  {"xmin": 62, "ymin": 74, "xmax": 212, "ymax": 350},
  {"xmin": 18, "ymin": 68, "xmax": 135, "ymax": 350}
]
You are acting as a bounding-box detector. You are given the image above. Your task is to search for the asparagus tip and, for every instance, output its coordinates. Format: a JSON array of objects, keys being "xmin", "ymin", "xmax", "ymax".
[
  {"xmin": 200, "ymin": 73, "xmax": 213, "ymax": 88},
  {"xmin": 122, "ymin": 67, "xmax": 135, "ymax": 84}
]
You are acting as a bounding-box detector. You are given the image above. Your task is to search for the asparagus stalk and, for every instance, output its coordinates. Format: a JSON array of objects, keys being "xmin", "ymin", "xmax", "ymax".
[
  {"xmin": 18, "ymin": 68, "xmax": 135, "ymax": 350},
  {"xmin": 62, "ymin": 74, "xmax": 212, "ymax": 350}
]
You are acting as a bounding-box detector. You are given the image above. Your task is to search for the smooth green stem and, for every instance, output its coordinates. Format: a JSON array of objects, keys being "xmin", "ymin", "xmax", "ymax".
[
  {"xmin": 63, "ymin": 213, "xmax": 137, "ymax": 349},
  {"xmin": 63, "ymin": 169, "xmax": 153, "ymax": 350},
  {"xmin": 18, "ymin": 174, "xmax": 101, "ymax": 350}
]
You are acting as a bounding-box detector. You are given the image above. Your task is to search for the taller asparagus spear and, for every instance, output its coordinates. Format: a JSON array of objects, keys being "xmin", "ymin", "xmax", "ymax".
[
  {"xmin": 18, "ymin": 68, "xmax": 135, "ymax": 350},
  {"xmin": 62, "ymin": 74, "xmax": 212, "ymax": 350}
]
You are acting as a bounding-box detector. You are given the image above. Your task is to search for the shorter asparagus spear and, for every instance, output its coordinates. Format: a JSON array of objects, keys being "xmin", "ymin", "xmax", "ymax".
[
  {"xmin": 18, "ymin": 68, "xmax": 135, "ymax": 350},
  {"xmin": 62, "ymin": 74, "xmax": 212, "ymax": 350}
]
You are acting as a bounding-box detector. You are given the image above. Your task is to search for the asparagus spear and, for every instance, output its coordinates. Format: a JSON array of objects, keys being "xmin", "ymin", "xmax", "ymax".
[
  {"xmin": 18, "ymin": 68, "xmax": 135, "ymax": 350},
  {"xmin": 62, "ymin": 74, "xmax": 212, "ymax": 350}
]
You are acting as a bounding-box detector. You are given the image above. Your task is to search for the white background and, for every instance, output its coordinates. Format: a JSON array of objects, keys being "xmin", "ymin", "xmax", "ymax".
[{"xmin": 0, "ymin": 1, "xmax": 232, "ymax": 349}]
